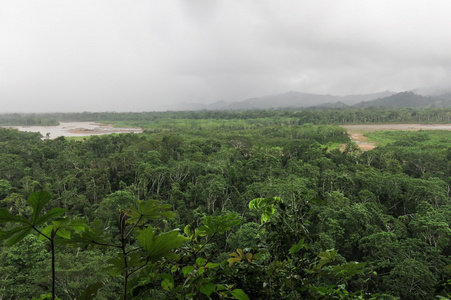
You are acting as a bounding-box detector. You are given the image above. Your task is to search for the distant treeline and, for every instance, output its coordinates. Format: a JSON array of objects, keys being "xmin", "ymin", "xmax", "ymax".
[
  {"xmin": 2, "ymin": 107, "xmax": 451, "ymax": 126},
  {"xmin": 295, "ymin": 107, "xmax": 451, "ymax": 124},
  {"xmin": 0, "ymin": 114, "xmax": 59, "ymax": 126}
]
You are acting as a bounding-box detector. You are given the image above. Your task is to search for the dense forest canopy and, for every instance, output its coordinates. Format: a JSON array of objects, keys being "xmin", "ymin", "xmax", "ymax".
[
  {"xmin": 0, "ymin": 108, "xmax": 450, "ymax": 299},
  {"xmin": 2, "ymin": 107, "xmax": 451, "ymax": 126}
]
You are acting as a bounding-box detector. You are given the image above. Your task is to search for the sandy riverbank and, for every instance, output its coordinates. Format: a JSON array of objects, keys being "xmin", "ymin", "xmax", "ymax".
[{"xmin": 3, "ymin": 122, "xmax": 142, "ymax": 139}]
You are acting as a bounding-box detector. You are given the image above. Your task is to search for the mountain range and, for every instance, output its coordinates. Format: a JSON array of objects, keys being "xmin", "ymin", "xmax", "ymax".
[{"xmin": 177, "ymin": 91, "xmax": 451, "ymax": 111}]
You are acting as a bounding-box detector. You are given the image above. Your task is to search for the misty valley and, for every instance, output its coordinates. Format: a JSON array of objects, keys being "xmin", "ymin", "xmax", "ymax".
[
  {"xmin": 5, "ymin": 1, "xmax": 451, "ymax": 299},
  {"xmin": 1, "ymin": 107, "xmax": 451, "ymax": 299}
]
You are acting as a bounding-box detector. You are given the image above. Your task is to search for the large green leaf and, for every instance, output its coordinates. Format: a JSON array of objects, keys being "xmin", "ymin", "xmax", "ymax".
[
  {"xmin": 136, "ymin": 227, "xmax": 187, "ymax": 262},
  {"xmin": 248, "ymin": 197, "xmax": 282, "ymax": 210},
  {"xmin": 55, "ymin": 228, "xmax": 71, "ymax": 239},
  {"xmin": 0, "ymin": 209, "xmax": 30, "ymax": 225},
  {"xmin": 332, "ymin": 261, "xmax": 366, "ymax": 278},
  {"xmin": 27, "ymin": 191, "xmax": 52, "ymax": 224},
  {"xmin": 105, "ymin": 252, "xmax": 148, "ymax": 276},
  {"xmin": 69, "ymin": 219, "xmax": 110, "ymax": 248},
  {"xmin": 316, "ymin": 249, "xmax": 338, "ymax": 270},
  {"xmin": 182, "ymin": 266, "xmax": 195, "ymax": 276},
  {"xmin": 75, "ymin": 282, "xmax": 103, "ymax": 300},
  {"xmin": 65, "ymin": 219, "xmax": 89, "ymax": 232},
  {"xmin": 198, "ymin": 213, "xmax": 241, "ymax": 236},
  {"xmin": 35, "ymin": 208, "xmax": 67, "ymax": 226},
  {"xmin": 105, "ymin": 256, "xmax": 125, "ymax": 276},
  {"xmin": 7, "ymin": 227, "xmax": 32, "ymax": 246},
  {"xmin": 199, "ymin": 282, "xmax": 215, "ymax": 297},
  {"xmin": 230, "ymin": 289, "xmax": 250, "ymax": 300},
  {"xmin": 248, "ymin": 197, "xmax": 283, "ymax": 223},
  {"xmin": 0, "ymin": 225, "xmax": 31, "ymax": 241},
  {"xmin": 126, "ymin": 200, "xmax": 174, "ymax": 225},
  {"xmin": 159, "ymin": 273, "xmax": 174, "ymax": 291},
  {"xmin": 127, "ymin": 252, "xmax": 147, "ymax": 269},
  {"xmin": 40, "ymin": 225, "xmax": 55, "ymax": 240},
  {"xmin": 289, "ymin": 238, "xmax": 307, "ymax": 254},
  {"xmin": 40, "ymin": 218, "xmax": 87, "ymax": 241}
]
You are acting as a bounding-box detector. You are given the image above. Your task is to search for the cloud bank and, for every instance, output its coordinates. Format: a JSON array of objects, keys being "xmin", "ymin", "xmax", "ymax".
[{"xmin": 1, "ymin": 1, "xmax": 451, "ymax": 112}]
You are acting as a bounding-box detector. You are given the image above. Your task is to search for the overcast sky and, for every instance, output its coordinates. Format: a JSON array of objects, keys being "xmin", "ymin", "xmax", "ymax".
[{"xmin": 1, "ymin": 1, "xmax": 451, "ymax": 112}]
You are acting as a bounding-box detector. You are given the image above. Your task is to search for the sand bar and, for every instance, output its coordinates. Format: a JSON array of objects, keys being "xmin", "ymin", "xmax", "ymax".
[{"xmin": 3, "ymin": 122, "xmax": 142, "ymax": 139}]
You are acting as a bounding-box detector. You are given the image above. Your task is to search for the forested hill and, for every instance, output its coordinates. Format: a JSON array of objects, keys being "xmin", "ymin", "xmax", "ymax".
[
  {"xmin": 178, "ymin": 90, "xmax": 451, "ymax": 111},
  {"xmin": 356, "ymin": 91, "xmax": 451, "ymax": 108},
  {"xmin": 178, "ymin": 91, "xmax": 395, "ymax": 110},
  {"xmin": 226, "ymin": 91, "xmax": 394, "ymax": 109}
]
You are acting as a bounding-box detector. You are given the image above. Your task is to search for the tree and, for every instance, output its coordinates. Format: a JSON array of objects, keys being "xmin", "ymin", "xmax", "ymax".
[{"xmin": 0, "ymin": 191, "xmax": 87, "ymax": 300}]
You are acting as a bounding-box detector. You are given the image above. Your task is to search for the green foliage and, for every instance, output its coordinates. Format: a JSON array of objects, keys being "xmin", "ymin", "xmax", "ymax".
[
  {"xmin": 31, "ymin": 293, "xmax": 61, "ymax": 300},
  {"xmin": 230, "ymin": 289, "xmax": 250, "ymax": 300},
  {"xmin": 198, "ymin": 213, "xmax": 241, "ymax": 236},
  {"xmin": 0, "ymin": 191, "xmax": 88, "ymax": 299},
  {"xmin": 0, "ymin": 191, "xmax": 72, "ymax": 246},
  {"xmin": 0, "ymin": 235, "xmax": 49, "ymax": 298},
  {"xmin": 227, "ymin": 222, "xmax": 260, "ymax": 250},
  {"xmin": 289, "ymin": 238, "xmax": 307, "ymax": 254},
  {"xmin": 75, "ymin": 282, "xmax": 103, "ymax": 300},
  {"xmin": 248, "ymin": 196, "xmax": 283, "ymax": 223},
  {"xmin": 125, "ymin": 200, "xmax": 174, "ymax": 225},
  {"xmin": 241, "ymin": 196, "xmax": 369, "ymax": 298},
  {"xmin": 228, "ymin": 248, "xmax": 255, "ymax": 266},
  {"xmin": 366, "ymin": 129, "xmax": 451, "ymax": 148},
  {"xmin": 1, "ymin": 109, "xmax": 451, "ymax": 298},
  {"xmin": 135, "ymin": 227, "xmax": 187, "ymax": 262}
]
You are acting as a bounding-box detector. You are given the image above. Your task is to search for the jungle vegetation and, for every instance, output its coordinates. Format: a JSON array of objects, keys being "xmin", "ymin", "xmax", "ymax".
[
  {"xmin": 0, "ymin": 108, "xmax": 450, "ymax": 299},
  {"xmin": 2, "ymin": 106, "xmax": 451, "ymax": 126}
]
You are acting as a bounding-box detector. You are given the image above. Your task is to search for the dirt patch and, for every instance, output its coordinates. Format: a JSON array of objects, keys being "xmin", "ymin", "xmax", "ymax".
[
  {"xmin": 66, "ymin": 124, "xmax": 142, "ymax": 135},
  {"xmin": 349, "ymin": 132, "xmax": 377, "ymax": 150},
  {"xmin": 339, "ymin": 133, "xmax": 376, "ymax": 151},
  {"xmin": 339, "ymin": 123, "xmax": 451, "ymax": 151}
]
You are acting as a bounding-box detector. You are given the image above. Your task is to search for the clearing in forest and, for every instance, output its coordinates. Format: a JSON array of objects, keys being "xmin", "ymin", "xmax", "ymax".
[{"xmin": 340, "ymin": 123, "xmax": 451, "ymax": 151}]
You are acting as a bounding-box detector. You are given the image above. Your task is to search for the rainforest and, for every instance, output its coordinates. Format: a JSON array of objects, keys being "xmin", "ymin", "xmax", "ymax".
[{"xmin": 1, "ymin": 107, "xmax": 451, "ymax": 300}]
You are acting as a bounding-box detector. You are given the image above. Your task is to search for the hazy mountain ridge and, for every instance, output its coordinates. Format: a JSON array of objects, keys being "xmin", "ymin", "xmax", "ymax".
[
  {"xmin": 179, "ymin": 91, "xmax": 395, "ymax": 110},
  {"xmin": 178, "ymin": 90, "xmax": 451, "ymax": 111},
  {"xmin": 355, "ymin": 91, "xmax": 451, "ymax": 108}
]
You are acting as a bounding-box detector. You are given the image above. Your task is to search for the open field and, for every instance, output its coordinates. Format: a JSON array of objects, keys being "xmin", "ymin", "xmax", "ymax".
[{"xmin": 340, "ymin": 123, "xmax": 451, "ymax": 150}]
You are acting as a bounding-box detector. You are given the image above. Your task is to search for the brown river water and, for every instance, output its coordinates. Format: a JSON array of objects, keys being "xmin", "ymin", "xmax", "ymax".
[{"xmin": 3, "ymin": 122, "xmax": 142, "ymax": 139}]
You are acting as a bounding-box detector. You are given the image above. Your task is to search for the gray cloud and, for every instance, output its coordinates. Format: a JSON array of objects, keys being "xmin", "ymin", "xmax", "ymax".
[{"xmin": 1, "ymin": 0, "xmax": 451, "ymax": 112}]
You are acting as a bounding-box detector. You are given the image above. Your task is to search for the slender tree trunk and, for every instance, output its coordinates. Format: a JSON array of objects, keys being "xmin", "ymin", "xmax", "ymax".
[
  {"xmin": 121, "ymin": 214, "xmax": 128, "ymax": 300},
  {"xmin": 122, "ymin": 244, "xmax": 128, "ymax": 300},
  {"xmin": 51, "ymin": 239, "xmax": 55, "ymax": 300}
]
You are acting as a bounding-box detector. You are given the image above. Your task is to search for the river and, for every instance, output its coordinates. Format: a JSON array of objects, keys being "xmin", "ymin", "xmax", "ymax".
[{"xmin": 2, "ymin": 122, "xmax": 143, "ymax": 139}]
